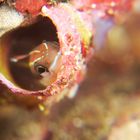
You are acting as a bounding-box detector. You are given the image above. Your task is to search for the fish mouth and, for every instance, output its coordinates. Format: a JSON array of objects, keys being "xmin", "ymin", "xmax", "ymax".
[{"xmin": 0, "ymin": 16, "xmax": 59, "ymax": 91}]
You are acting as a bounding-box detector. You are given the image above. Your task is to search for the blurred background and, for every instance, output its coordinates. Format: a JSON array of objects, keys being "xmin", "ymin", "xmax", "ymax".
[{"xmin": 0, "ymin": 0, "xmax": 140, "ymax": 140}]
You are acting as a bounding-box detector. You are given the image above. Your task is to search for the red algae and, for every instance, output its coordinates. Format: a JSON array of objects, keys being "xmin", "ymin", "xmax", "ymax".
[{"xmin": 15, "ymin": 0, "xmax": 48, "ymax": 14}]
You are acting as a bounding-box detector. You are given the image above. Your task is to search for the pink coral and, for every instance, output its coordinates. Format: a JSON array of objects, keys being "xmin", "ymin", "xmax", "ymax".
[
  {"xmin": 0, "ymin": 0, "xmax": 135, "ymax": 99},
  {"xmin": 0, "ymin": 3, "xmax": 93, "ymax": 97},
  {"xmin": 71, "ymin": 0, "xmax": 132, "ymax": 11}
]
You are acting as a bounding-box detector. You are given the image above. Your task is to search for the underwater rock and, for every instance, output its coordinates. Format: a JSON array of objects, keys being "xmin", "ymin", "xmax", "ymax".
[
  {"xmin": 0, "ymin": 0, "xmax": 138, "ymax": 106},
  {"xmin": 0, "ymin": 3, "xmax": 93, "ymax": 100}
]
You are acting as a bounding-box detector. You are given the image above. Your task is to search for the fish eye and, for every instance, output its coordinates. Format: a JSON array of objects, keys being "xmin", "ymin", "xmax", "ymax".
[{"xmin": 35, "ymin": 65, "xmax": 49, "ymax": 75}]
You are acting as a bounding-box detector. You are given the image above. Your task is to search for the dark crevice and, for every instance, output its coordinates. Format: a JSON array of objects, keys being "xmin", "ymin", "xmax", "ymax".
[{"xmin": 7, "ymin": 16, "xmax": 59, "ymax": 91}]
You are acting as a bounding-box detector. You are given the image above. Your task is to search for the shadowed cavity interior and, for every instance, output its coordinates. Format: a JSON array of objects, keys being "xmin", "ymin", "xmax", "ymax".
[{"xmin": 7, "ymin": 16, "xmax": 59, "ymax": 91}]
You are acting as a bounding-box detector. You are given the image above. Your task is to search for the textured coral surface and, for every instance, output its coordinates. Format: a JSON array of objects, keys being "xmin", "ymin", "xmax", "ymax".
[{"xmin": 0, "ymin": 0, "xmax": 140, "ymax": 140}]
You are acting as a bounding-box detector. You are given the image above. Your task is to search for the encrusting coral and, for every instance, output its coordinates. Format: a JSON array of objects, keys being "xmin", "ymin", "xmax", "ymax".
[
  {"xmin": 0, "ymin": 1, "xmax": 140, "ymax": 140},
  {"xmin": 0, "ymin": 1, "xmax": 93, "ymax": 101}
]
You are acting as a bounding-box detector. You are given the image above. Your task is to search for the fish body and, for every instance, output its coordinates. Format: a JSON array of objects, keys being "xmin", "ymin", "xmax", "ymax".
[
  {"xmin": 11, "ymin": 41, "xmax": 61, "ymax": 86},
  {"xmin": 29, "ymin": 41, "xmax": 61, "ymax": 85}
]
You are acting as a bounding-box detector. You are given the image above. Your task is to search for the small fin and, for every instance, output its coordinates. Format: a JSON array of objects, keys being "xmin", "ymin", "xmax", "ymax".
[{"xmin": 10, "ymin": 54, "xmax": 29, "ymax": 63}]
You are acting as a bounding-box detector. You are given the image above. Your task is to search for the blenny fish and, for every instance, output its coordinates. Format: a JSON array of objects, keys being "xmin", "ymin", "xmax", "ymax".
[{"xmin": 11, "ymin": 41, "xmax": 61, "ymax": 86}]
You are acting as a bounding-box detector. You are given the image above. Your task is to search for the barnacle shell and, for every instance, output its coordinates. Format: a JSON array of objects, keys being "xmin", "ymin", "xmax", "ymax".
[{"xmin": 0, "ymin": 4, "xmax": 93, "ymax": 97}]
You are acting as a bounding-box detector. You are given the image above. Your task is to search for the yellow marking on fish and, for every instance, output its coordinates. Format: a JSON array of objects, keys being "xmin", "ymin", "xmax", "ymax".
[
  {"xmin": 29, "ymin": 50, "xmax": 41, "ymax": 55},
  {"xmin": 43, "ymin": 42, "xmax": 48, "ymax": 50},
  {"xmin": 29, "ymin": 57, "xmax": 42, "ymax": 67}
]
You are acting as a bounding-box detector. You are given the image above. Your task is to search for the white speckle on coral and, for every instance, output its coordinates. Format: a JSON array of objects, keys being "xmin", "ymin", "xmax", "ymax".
[
  {"xmin": 0, "ymin": 5, "xmax": 24, "ymax": 37},
  {"xmin": 41, "ymin": 5, "xmax": 49, "ymax": 15}
]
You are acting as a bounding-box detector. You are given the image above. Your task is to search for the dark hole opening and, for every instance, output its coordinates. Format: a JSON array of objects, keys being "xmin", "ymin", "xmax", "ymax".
[{"xmin": 8, "ymin": 16, "xmax": 59, "ymax": 91}]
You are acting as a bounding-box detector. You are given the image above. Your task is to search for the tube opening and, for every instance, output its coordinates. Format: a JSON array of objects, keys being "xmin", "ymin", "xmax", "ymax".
[{"xmin": 6, "ymin": 16, "xmax": 59, "ymax": 91}]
